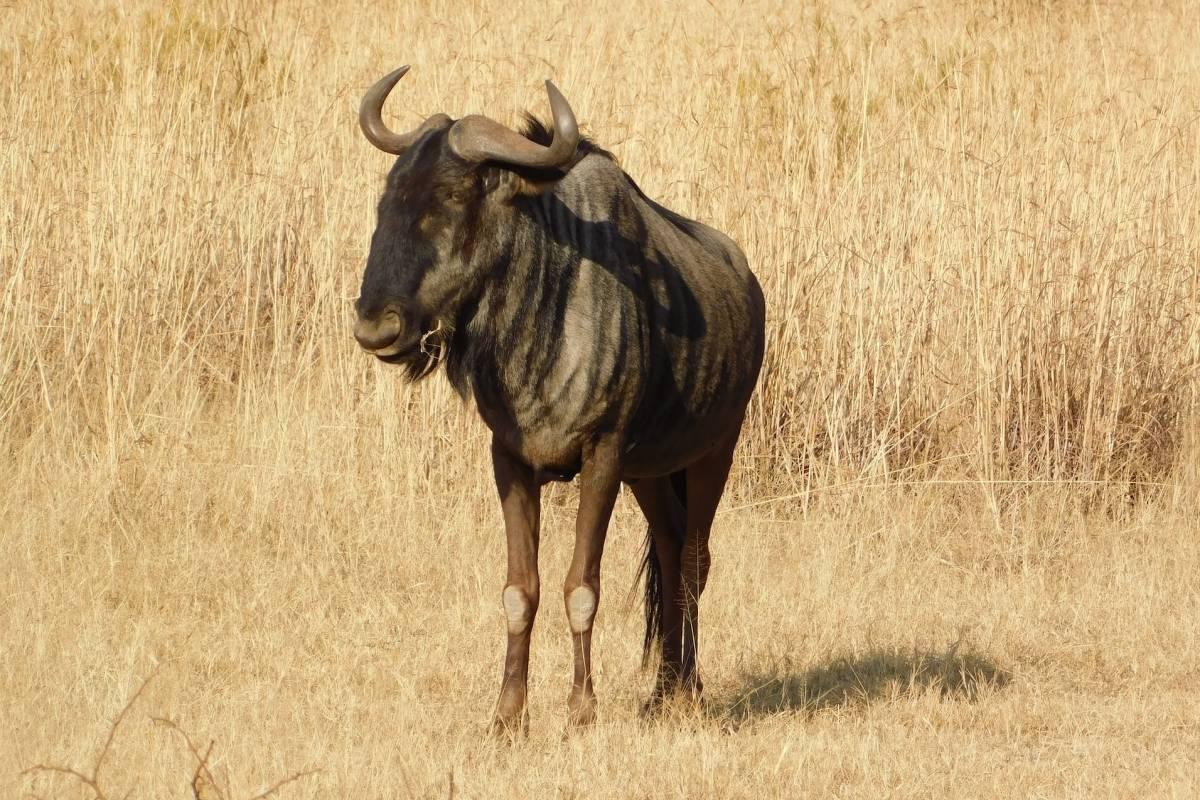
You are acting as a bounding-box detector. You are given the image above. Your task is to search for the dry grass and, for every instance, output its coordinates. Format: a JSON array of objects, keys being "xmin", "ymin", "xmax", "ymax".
[{"xmin": 2, "ymin": 0, "xmax": 1198, "ymax": 797}]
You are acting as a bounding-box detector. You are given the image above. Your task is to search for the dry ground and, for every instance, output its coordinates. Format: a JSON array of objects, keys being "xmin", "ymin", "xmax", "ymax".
[{"xmin": 2, "ymin": 0, "xmax": 1198, "ymax": 797}]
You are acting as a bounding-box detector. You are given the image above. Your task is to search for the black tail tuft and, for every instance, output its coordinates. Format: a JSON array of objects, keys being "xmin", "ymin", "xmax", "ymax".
[
  {"xmin": 640, "ymin": 532, "xmax": 663, "ymax": 669},
  {"xmin": 639, "ymin": 471, "xmax": 688, "ymax": 669}
]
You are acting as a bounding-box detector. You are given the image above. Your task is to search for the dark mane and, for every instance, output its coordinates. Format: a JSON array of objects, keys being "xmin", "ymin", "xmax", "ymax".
[
  {"xmin": 520, "ymin": 114, "xmax": 704, "ymax": 240},
  {"xmin": 520, "ymin": 114, "xmax": 616, "ymax": 163}
]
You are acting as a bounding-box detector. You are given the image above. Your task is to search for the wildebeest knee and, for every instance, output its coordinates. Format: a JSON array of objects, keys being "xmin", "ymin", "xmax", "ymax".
[
  {"xmin": 502, "ymin": 585, "xmax": 538, "ymax": 635},
  {"xmin": 564, "ymin": 584, "xmax": 598, "ymax": 634}
]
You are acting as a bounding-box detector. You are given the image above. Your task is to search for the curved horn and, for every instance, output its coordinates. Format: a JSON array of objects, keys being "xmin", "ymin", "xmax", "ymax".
[
  {"xmin": 359, "ymin": 65, "xmax": 450, "ymax": 154},
  {"xmin": 447, "ymin": 80, "xmax": 580, "ymax": 170}
]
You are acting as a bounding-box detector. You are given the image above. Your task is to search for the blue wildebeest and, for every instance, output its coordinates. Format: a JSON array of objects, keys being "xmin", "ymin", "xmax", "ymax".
[{"xmin": 353, "ymin": 66, "xmax": 765, "ymax": 733}]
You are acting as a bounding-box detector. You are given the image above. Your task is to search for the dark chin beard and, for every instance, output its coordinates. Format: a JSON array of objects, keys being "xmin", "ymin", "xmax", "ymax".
[
  {"xmin": 402, "ymin": 352, "xmax": 442, "ymax": 383},
  {"xmin": 373, "ymin": 348, "xmax": 438, "ymax": 382},
  {"xmin": 375, "ymin": 325, "xmax": 448, "ymax": 383}
]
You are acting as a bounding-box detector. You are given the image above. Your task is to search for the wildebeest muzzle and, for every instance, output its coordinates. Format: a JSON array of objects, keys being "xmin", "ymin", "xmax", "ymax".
[{"xmin": 353, "ymin": 305, "xmax": 419, "ymax": 359}]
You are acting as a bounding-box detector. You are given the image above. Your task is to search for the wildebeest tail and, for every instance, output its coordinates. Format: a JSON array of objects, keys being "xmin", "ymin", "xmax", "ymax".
[{"xmin": 640, "ymin": 470, "xmax": 688, "ymax": 667}]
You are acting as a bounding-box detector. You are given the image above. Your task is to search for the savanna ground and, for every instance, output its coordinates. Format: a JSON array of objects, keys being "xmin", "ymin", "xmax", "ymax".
[{"xmin": 2, "ymin": 0, "xmax": 1199, "ymax": 797}]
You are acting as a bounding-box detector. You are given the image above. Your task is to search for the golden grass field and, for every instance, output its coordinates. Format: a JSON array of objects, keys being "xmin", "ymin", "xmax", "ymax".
[{"xmin": 3, "ymin": 0, "xmax": 1199, "ymax": 796}]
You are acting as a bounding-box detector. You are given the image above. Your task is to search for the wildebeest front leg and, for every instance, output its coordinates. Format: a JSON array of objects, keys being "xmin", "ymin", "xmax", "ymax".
[
  {"xmin": 491, "ymin": 438, "xmax": 541, "ymax": 737},
  {"xmin": 563, "ymin": 436, "xmax": 622, "ymax": 729}
]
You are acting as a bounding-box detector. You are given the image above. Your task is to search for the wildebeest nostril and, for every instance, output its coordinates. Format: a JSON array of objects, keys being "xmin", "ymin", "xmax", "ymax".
[{"xmin": 353, "ymin": 312, "xmax": 403, "ymax": 351}]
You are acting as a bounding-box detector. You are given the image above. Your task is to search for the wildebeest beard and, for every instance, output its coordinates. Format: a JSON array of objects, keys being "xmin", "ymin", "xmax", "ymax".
[{"xmin": 375, "ymin": 319, "xmax": 450, "ymax": 383}]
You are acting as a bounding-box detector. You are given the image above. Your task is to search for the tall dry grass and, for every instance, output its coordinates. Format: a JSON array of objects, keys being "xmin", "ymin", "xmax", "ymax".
[{"xmin": 2, "ymin": 1, "xmax": 1198, "ymax": 797}]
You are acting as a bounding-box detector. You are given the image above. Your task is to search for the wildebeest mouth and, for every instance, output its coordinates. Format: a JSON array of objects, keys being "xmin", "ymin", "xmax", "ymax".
[
  {"xmin": 373, "ymin": 342, "xmax": 420, "ymax": 364},
  {"xmin": 372, "ymin": 324, "xmax": 447, "ymax": 378}
]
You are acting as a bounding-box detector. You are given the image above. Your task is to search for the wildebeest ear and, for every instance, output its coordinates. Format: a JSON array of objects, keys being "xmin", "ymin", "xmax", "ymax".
[{"xmin": 481, "ymin": 166, "xmax": 561, "ymax": 201}]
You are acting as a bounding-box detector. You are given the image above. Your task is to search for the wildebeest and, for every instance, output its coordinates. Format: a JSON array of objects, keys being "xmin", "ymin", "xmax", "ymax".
[{"xmin": 354, "ymin": 65, "xmax": 765, "ymax": 733}]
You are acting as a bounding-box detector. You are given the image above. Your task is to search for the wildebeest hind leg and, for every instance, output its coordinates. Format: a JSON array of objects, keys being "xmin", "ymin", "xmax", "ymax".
[
  {"xmin": 629, "ymin": 474, "xmax": 687, "ymax": 711},
  {"xmin": 680, "ymin": 424, "xmax": 741, "ymax": 698}
]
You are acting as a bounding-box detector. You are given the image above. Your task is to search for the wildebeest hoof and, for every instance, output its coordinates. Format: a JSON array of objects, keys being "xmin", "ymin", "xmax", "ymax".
[
  {"xmin": 640, "ymin": 681, "xmax": 704, "ymax": 720},
  {"xmin": 639, "ymin": 694, "xmax": 667, "ymax": 719},
  {"xmin": 565, "ymin": 692, "xmax": 597, "ymax": 731},
  {"xmin": 490, "ymin": 709, "xmax": 529, "ymax": 741}
]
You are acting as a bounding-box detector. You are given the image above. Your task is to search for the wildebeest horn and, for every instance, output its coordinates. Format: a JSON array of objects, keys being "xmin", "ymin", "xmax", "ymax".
[
  {"xmin": 359, "ymin": 65, "xmax": 451, "ymax": 155},
  {"xmin": 448, "ymin": 80, "xmax": 580, "ymax": 170}
]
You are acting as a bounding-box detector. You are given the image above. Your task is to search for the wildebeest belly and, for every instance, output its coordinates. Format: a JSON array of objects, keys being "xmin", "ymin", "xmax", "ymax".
[
  {"xmin": 619, "ymin": 376, "xmax": 752, "ymax": 478},
  {"xmin": 620, "ymin": 279, "xmax": 763, "ymax": 477},
  {"xmin": 478, "ymin": 396, "xmax": 598, "ymax": 480},
  {"xmin": 488, "ymin": 339, "xmax": 757, "ymax": 480},
  {"xmin": 474, "ymin": 309, "xmax": 630, "ymax": 477},
  {"xmin": 484, "ymin": 303, "xmax": 757, "ymax": 479}
]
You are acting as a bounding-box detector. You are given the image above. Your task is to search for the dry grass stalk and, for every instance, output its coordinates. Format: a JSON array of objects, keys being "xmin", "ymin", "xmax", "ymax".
[{"xmin": 21, "ymin": 674, "xmax": 154, "ymax": 800}]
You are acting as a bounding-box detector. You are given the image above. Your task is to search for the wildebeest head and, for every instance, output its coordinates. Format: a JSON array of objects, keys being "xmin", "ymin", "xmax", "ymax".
[{"xmin": 353, "ymin": 66, "xmax": 580, "ymax": 379}]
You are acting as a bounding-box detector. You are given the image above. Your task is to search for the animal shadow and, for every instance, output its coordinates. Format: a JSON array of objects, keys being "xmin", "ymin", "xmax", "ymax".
[{"xmin": 714, "ymin": 643, "xmax": 1010, "ymax": 726}]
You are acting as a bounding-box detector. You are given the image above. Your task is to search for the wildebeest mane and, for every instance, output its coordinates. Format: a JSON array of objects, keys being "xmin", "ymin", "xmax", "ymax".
[
  {"xmin": 522, "ymin": 114, "xmax": 706, "ymax": 242},
  {"xmin": 519, "ymin": 114, "xmax": 616, "ymax": 165}
]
